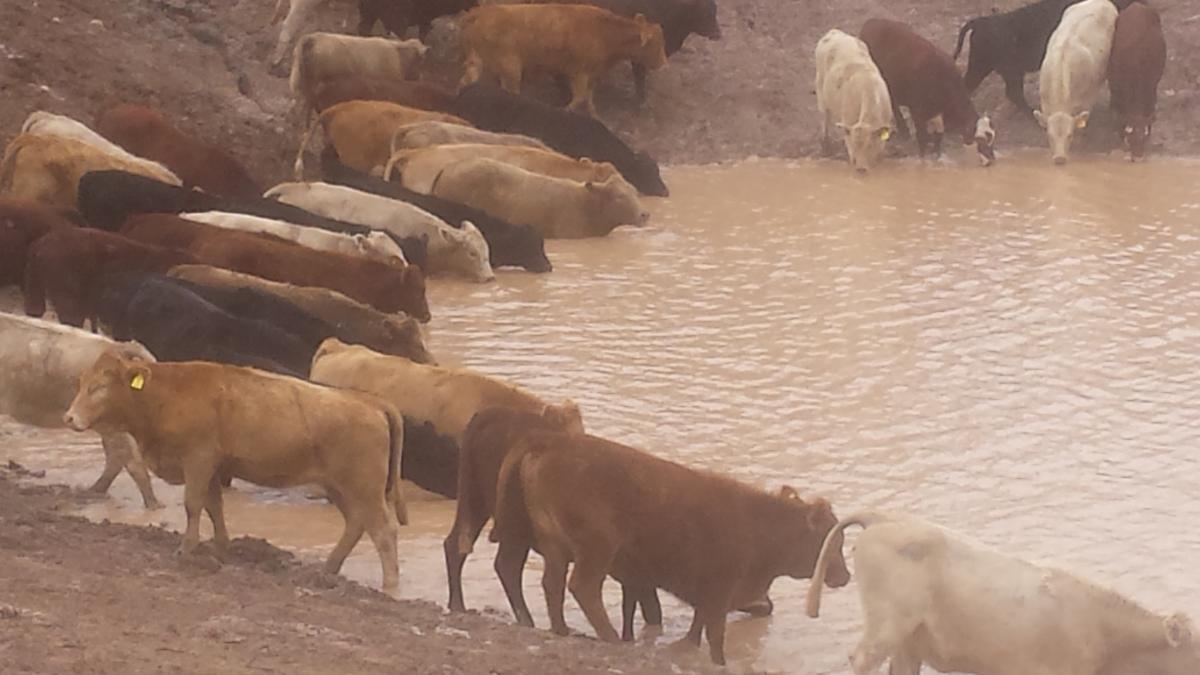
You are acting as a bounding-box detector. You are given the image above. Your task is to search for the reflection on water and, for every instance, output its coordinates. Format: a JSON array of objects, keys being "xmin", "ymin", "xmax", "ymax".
[{"xmin": 5, "ymin": 151, "xmax": 1200, "ymax": 673}]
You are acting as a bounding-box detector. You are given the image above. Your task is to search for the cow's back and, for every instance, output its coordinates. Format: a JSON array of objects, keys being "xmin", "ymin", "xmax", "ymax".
[
  {"xmin": 1040, "ymin": 0, "xmax": 1118, "ymax": 112},
  {"xmin": 1108, "ymin": 3, "xmax": 1165, "ymax": 114}
]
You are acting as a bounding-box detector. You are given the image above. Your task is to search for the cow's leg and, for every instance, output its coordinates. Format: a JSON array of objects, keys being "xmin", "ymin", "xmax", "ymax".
[
  {"xmin": 90, "ymin": 434, "xmax": 128, "ymax": 495},
  {"xmin": 566, "ymin": 72, "xmax": 596, "ymax": 117},
  {"xmin": 121, "ymin": 438, "xmax": 162, "ymax": 510},
  {"xmin": 887, "ymin": 642, "xmax": 921, "ymax": 675},
  {"xmin": 702, "ymin": 604, "xmax": 729, "ymax": 666},
  {"xmin": 850, "ymin": 615, "xmax": 915, "ymax": 675},
  {"xmin": 179, "ymin": 456, "xmax": 219, "ymax": 556},
  {"xmin": 497, "ymin": 58, "xmax": 523, "ymax": 96},
  {"xmin": 620, "ymin": 584, "xmax": 638, "ymax": 641},
  {"xmin": 891, "ymin": 104, "xmax": 911, "ymax": 140},
  {"xmin": 914, "ymin": 119, "xmax": 931, "ymax": 158},
  {"xmin": 632, "ymin": 62, "xmax": 648, "ymax": 103},
  {"xmin": 962, "ymin": 59, "xmax": 991, "ymax": 95},
  {"xmin": 540, "ymin": 545, "xmax": 571, "ymax": 636},
  {"xmin": 494, "ymin": 539, "xmax": 535, "ymax": 627},
  {"xmin": 459, "ymin": 52, "xmax": 484, "ymax": 90},
  {"xmin": 819, "ymin": 110, "xmax": 838, "ymax": 157},
  {"xmin": 1000, "ymin": 70, "xmax": 1032, "ymax": 114},
  {"xmin": 204, "ymin": 474, "xmax": 230, "ymax": 557},
  {"xmin": 324, "ymin": 488, "xmax": 367, "ymax": 575},
  {"xmin": 639, "ymin": 586, "xmax": 662, "ymax": 628},
  {"xmin": 678, "ymin": 609, "xmax": 703, "ymax": 647},
  {"xmin": 445, "ymin": 516, "xmax": 487, "ymax": 612},
  {"xmin": 270, "ymin": 0, "xmax": 314, "ymax": 67},
  {"xmin": 568, "ymin": 548, "xmax": 619, "ymax": 642},
  {"xmin": 364, "ymin": 495, "xmax": 400, "ymax": 590}
]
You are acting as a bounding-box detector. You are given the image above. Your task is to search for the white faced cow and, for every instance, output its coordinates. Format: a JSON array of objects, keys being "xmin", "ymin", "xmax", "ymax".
[
  {"xmin": 1035, "ymin": 0, "xmax": 1118, "ymax": 165},
  {"xmin": 814, "ymin": 29, "xmax": 893, "ymax": 174},
  {"xmin": 807, "ymin": 512, "xmax": 1196, "ymax": 675}
]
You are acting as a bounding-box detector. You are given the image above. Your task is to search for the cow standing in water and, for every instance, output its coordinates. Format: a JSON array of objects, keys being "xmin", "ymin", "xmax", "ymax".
[
  {"xmin": 1108, "ymin": 2, "xmax": 1166, "ymax": 161},
  {"xmin": 814, "ymin": 29, "xmax": 893, "ymax": 173}
]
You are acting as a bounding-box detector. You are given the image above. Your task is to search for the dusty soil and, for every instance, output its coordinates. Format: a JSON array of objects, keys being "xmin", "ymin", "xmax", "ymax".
[
  {"xmin": 0, "ymin": 465, "xmax": 727, "ymax": 675},
  {"xmin": 1, "ymin": 0, "xmax": 1196, "ymax": 187}
]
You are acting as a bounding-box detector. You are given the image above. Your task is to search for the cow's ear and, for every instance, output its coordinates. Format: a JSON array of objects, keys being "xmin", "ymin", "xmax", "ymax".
[
  {"xmin": 1032, "ymin": 110, "xmax": 1047, "ymax": 128},
  {"xmin": 777, "ymin": 485, "xmax": 801, "ymax": 501},
  {"xmin": 123, "ymin": 362, "xmax": 152, "ymax": 392},
  {"xmin": 805, "ymin": 498, "xmax": 833, "ymax": 528},
  {"xmin": 1074, "ymin": 111, "xmax": 1089, "ymax": 129}
]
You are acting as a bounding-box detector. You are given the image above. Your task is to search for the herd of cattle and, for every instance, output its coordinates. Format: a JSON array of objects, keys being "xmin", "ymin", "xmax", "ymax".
[{"xmin": 0, "ymin": 0, "xmax": 1192, "ymax": 672}]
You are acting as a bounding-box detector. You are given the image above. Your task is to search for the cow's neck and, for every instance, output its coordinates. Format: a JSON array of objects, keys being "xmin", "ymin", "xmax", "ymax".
[{"xmin": 740, "ymin": 496, "xmax": 808, "ymax": 585}]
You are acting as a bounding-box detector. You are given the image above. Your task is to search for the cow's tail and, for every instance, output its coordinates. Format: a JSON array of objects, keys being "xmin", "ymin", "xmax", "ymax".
[
  {"xmin": 288, "ymin": 34, "xmax": 311, "ymax": 98},
  {"xmin": 953, "ymin": 18, "xmax": 978, "ymax": 61},
  {"xmin": 292, "ymin": 106, "xmax": 332, "ymax": 181},
  {"xmin": 0, "ymin": 134, "xmax": 29, "ymax": 194},
  {"xmin": 488, "ymin": 446, "xmax": 532, "ymax": 546},
  {"xmin": 805, "ymin": 511, "xmax": 891, "ymax": 618},
  {"xmin": 21, "ymin": 242, "xmax": 48, "ymax": 317},
  {"xmin": 383, "ymin": 405, "xmax": 409, "ymax": 526}
]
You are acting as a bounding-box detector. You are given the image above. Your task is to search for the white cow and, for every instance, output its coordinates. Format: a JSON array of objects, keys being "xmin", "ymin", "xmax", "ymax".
[
  {"xmin": 20, "ymin": 112, "xmax": 181, "ymax": 184},
  {"xmin": 181, "ymin": 210, "xmax": 407, "ymax": 264},
  {"xmin": 290, "ymin": 32, "xmax": 428, "ymax": 116},
  {"xmin": 814, "ymin": 29, "xmax": 893, "ymax": 173},
  {"xmin": 264, "ymin": 182, "xmax": 495, "ymax": 282},
  {"xmin": 807, "ymin": 512, "xmax": 1196, "ymax": 675},
  {"xmin": 390, "ymin": 121, "xmax": 551, "ymax": 153},
  {"xmin": 0, "ymin": 312, "xmax": 161, "ymax": 509},
  {"xmin": 269, "ymin": 0, "xmax": 336, "ymax": 68},
  {"xmin": 1035, "ymin": 0, "xmax": 1118, "ymax": 165}
]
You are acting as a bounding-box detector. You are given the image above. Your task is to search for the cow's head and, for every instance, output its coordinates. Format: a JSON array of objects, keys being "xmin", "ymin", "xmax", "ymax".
[
  {"xmin": 63, "ymin": 348, "xmax": 154, "ymax": 434},
  {"xmin": 632, "ymin": 15, "xmax": 668, "ymax": 70},
  {"xmin": 1121, "ymin": 114, "xmax": 1152, "ymax": 162},
  {"xmin": 384, "ymin": 314, "xmax": 436, "ymax": 364},
  {"xmin": 969, "ymin": 115, "xmax": 996, "ymax": 166},
  {"xmin": 838, "ymin": 122, "xmax": 891, "ymax": 174},
  {"xmin": 778, "ymin": 487, "xmax": 851, "ymax": 587},
  {"xmin": 586, "ymin": 174, "xmax": 649, "ymax": 229},
  {"xmin": 437, "ymin": 221, "xmax": 495, "ymax": 283},
  {"xmin": 627, "ymin": 151, "xmax": 669, "ymax": 197},
  {"xmin": 386, "ymin": 263, "xmax": 431, "ymax": 322},
  {"xmin": 1034, "ymin": 109, "xmax": 1088, "ymax": 165},
  {"xmin": 689, "ymin": 0, "xmax": 721, "ymax": 40}
]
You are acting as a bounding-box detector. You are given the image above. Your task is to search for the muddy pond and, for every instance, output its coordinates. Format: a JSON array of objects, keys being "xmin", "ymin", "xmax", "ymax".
[{"xmin": 3, "ymin": 151, "xmax": 1199, "ymax": 674}]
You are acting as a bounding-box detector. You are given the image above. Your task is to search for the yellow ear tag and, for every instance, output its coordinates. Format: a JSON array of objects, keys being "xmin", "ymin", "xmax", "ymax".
[
  {"xmin": 1075, "ymin": 117, "xmax": 1087, "ymax": 129},
  {"xmin": 130, "ymin": 373, "xmax": 145, "ymax": 391},
  {"xmin": 879, "ymin": 129, "xmax": 891, "ymax": 141}
]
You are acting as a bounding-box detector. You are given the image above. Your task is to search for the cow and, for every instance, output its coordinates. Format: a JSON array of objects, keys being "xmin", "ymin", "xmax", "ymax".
[
  {"xmin": 267, "ymin": 0, "xmax": 336, "ymax": 68},
  {"xmin": 430, "ymin": 158, "xmax": 646, "ymax": 239},
  {"xmin": 0, "ymin": 134, "xmax": 181, "ymax": 208},
  {"xmin": 0, "ymin": 198, "xmax": 79, "ymax": 287},
  {"xmin": 1108, "ymin": 2, "xmax": 1166, "ymax": 161},
  {"xmin": 814, "ymin": 29, "xmax": 893, "ymax": 174},
  {"xmin": 320, "ymin": 154, "xmax": 552, "ymax": 273},
  {"xmin": 182, "ymin": 211, "xmax": 407, "ymax": 264},
  {"xmin": 75, "ymin": 171, "xmax": 430, "ymax": 269},
  {"xmin": 490, "ymin": 431, "xmax": 851, "ymax": 665},
  {"xmin": 358, "ymin": 0, "xmax": 478, "ymax": 40},
  {"xmin": 0, "ymin": 313, "xmax": 161, "ymax": 509},
  {"xmin": 309, "ymin": 338, "xmax": 572, "ymax": 443},
  {"xmin": 168, "ymin": 264, "xmax": 435, "ymax": 364},
  {"xmin": 1035, "ymin": 0, "xmax": 1118, "ymax": 165},
  {"xmin": 94, "ymin": 104, "xmax": 262, "ymax": 199},
  {"xmin": 451, "ymin": 83, "xmax": 669, "ymax": 197},
  {"xmin": 389, "ymin": 121, "xmax": 550, "ymax": 153},
  {"xmin": 96, "ymin": 274, "xmax": 313, "ymax": 377},
  {"xmin": 459, "ymin": 5, "xmax": 667, "ymax": 118},
  {"xmin": 806, "ymin": 512, "xmax": 1197, "ymax": 675},
  {"xmin": 859, "ymin": 19, "xmax": 996, "ymax": 165},
  {"xmin": 118, "ymin": 214, "xmax": 432, "ymax": 321},
  {"xmin": 293, "ymin": 100, "xmax": 471, "ymax": 179},
  {"xmin": 383, "ymin": 143, "xmax": 631, "ymax": 194},
  {"xmin": 22, "ymin": 227, "xmax": 196, "ymax": 328},
  {"xmin": 309, "ymin": 78, "xmax": 458, "ymax": 120},
  {"xmin": 63, "ymin": 349, "xmax": 407, "ymax": 589},
  {"xmin": 290, "ymin": 32, "xmax": 428, "ymax": 122},
  {"xmin": 264, "ymin": 181, "xmax": 494, "ymax": 282},
  {"xmin": 525, "ymin": 0, "xmax": 720, "ymax": 101},
  {"xmin": 21, "ymin": 112, "xmax": 181, "ymax": 181}
]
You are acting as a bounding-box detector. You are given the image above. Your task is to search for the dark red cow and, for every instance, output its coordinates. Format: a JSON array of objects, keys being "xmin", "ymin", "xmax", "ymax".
[
  {"xmin": 0, "ymin": 198, "xmax": 79, "ymax": 287},
  {"xmin": 1108, "ymin": 2, "xmax": 1166, "ymax": 161}
]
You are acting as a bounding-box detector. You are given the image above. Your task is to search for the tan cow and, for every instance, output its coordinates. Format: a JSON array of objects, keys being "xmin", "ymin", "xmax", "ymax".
[
  {"xmin": 21, "ymin": 111, "xmax": 181, "ymax": 181},
  {"xmin": 460, "ymin": 4, "xmax": 667, "ymax": 117},
  {"xmin": 390, "ymin": 122, "xmax": 550, "ymax": 153},
  {"xmin": 0, "ymin": 134, "xmax": 182, "ymax": 208},
  {"xmin": 293, "ymin": 100, "xmax": 471, "ymax": 179},
  {"xmin": 430, "ymin": 157, "xmax": 647, "ymax": 239},
  {"xmin": 310, "ymin": 338, "xmax": 565, "ymax": 443},
  {"xmin": 383, "ymin": 143, "xmax": 631, "ymax": 194},
  {"xmin": 290, "ymin": 32, "xmax": 429, "ymax": 123},
  {"xmin": 63, "ymin": 350, "xmax": 407, "ymax": 589},
  {"xmin": 0, "ymin": 312, "xmax": 160, "ymax": 509},
  {"xmin": 181, "ymin": 210, "xmax": 408, "ymax": 264},
  {"xmin": 807, "ymin": 512, "xmax": 1196, "ymax": 675}
]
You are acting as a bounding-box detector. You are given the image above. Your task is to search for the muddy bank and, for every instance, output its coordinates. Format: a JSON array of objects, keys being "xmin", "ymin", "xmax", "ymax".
[{"xmin": 0, "ymin": 467, "xmax": 726, "ymax": 674}]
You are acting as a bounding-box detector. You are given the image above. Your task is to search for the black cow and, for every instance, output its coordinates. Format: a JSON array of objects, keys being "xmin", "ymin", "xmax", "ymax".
[
  {"xmin": 77, "ymin": 171, "xmax": 429, "ymax": 269},
  {"xmin": 401, "ymin": 418, "xmax": 460, "ymax": 499},
  {"xmin": 358, "ymin": 0, "xmax": 478, "ymax": 40},
  {"xmin": 450, "ymin": 83, "xmax": 669, "ymax": 197},
  {"xmin": 320, "ymin": 152, "xmax": 552, "ymax": 274},
  {"xmin": 97, "ymin": 274, "xmax": 312, "ymax": 377},
  {"xmin": 954, "ymin": 0, "xmax": 1135, "ymax": 113}
]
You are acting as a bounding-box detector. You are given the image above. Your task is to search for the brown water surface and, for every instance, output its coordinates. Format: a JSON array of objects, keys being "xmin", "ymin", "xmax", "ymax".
[{"xmin": 4, "ymin": 152, "xmax": 1200, "ymax": 673}]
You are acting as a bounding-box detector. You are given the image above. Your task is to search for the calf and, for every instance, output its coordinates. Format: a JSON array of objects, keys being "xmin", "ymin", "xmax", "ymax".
[
  {"xmin": 0, "ymin": 198, "xmax": 78, "ymax": 287},
  {"xmin": 431, "ymin": 157, "xmax": 646, "ymax": 239},
  {"xmin": 168, "ymin": 265, "xmax": 434, "ymax": 364},
  {"xmin": 22, "ymin": 227, "xmax": 195, "ymax": 328},
  {"xmin": 814, "ymin": 29, "xmax": 893, "ymax": 173},
  {"xmin": 293, "ymin": 100, "xmax": 470, "ymax": 179},
  {"xmin": 1035, "ymin": 0, "xmax": 1118, "ymax": 164},
  {"xmin": 119, "ymin": 214, "xmax": 432, "ymax": 321},
  {"xmin": 265, "ymin": 181, "xmax": 494, "ymax": 282},
  {"xmin": 460, "ymin": 4, "xmax": 666, "ymax": 118},
  {"xmin": 183, "ymin": 210, "xmax": 407, "ymax": 264},
  {"xmin": 309, "ymin": 78, "xmax": 458, "ymax": 119},
  {"xmin": 390, "ymin": 121, "xmax": 550, "ymax": 152},
  {"xmin": 21, "ymin": 111, "xmax": 180, "ymax": 181},
  {"xmin": 358, "ymin": 0, "xmax": 477, "ymax": 40},
  {"xmin": 64, "ymin": 349, "xmax": 406, "ymax": 589},
  {"xmin": 321, "ymin": 154, "xmax": 552, "ymax": 273},
  {"xmin": 384, "ymin": 143, "xmax": 630, "ymax": 194},
  {"xmin": 1108, "ymin": 2, "xmax": 1166, "ymax": 161},
  {"xmin": 859, "ymin": 19, "xmax": 995, "ymax": 165},
  {"xmin": 807, "ymin": 512, "xmax": 1196, "ymax": 675},
  {"xmin": 1, "ymin": 133, "xmax": 180, "ymax": 209},
  {"xmin": 290, "ymin": 32, "xmax": 428, "ymax": 122},
  {"xmin": 492, "ymin": 431, "xmax": 850, "ymax": 665},
  {"xmin": 95, "ymin": 104, "xmax": 261, "ymax": 200},
  {"xmin": 0, "ymin": 313, "xmax": 160, "ymax": 509},
  {"xmin": 451, "ymin": 83, "xmax": 668, "ymax": 197}
]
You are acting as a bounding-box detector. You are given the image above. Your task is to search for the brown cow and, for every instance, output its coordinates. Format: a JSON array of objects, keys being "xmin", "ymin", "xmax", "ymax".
[
  {"xmin": 491, "ymin": 432, "xmax": 851, "ymax": 665},
  {"xmin": 63, "ymin": 350, "xmax": 406, "ymax": 589},
  {"xmin": 1108, "ymin": 2, "xmax": 1166, "ymax": 161},
  {"xmin": 95, "ymin": 104, "xmax": 262, "ymax": 199},
  {"xmin": 293, "ymin": 100, "xmax": 471, "ymax": 179},
  {"xmin": 0, "ymin": 198, "xmax": 79, "ymax": 287},
  {"xmin": 310, "ymin": 78, "xmax": 457, "ymax": 120},
  {"xmin": 859, "ymin": 18, "xmax": 996, "ymax": 165},
  {"xmin": 23, "ymin": 227, "xmax": 195, "ymax": 328},
  {"xmin": 119, "ymin": 214, "xmax": 431, "ymax": 322},
  {"xmin": 459, "ymin": 4, "xmax": 667, "ymax": 117}
]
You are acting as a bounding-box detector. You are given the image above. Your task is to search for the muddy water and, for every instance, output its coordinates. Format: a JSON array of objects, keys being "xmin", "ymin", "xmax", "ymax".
[{"xmin": 5, "ymin": 151, "xmax": 1200, "ymax": 673}]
